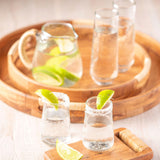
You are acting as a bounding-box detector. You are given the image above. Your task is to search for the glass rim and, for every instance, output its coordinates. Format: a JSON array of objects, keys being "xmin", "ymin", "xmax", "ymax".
[
  {"xmin": 95, "ymin": 8, "xmax": 119, "ymax": 19},
  {"xmin": 41, "ymin": 22, "xmax": 78, "ymax": 39},
  {"xmin": 41, "ymin": 92, "xmax": 70, "ymax": 106},
  {"xmin": 85, "ymin": 96, "xmax": 113, "ymax": 113},
  {"xmin": 113, "ymin": 0, "xmax": 136, "ymax": 9}
]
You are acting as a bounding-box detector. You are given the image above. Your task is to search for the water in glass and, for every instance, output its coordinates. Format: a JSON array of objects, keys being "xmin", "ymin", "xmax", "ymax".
[
  {"xmin": 113, "ymin": 0, "xmax": 136, "ymax": 72},
  {"xmin": 83, "ymin": 97, "xmax": 114, "ymax": 151},
  {"xmin": 90, "ymin": 8, "xmax": 119, "ymax": 85},
  {"xmin": 32, "ymin": 23, "xmax": 83, "ymax": 87},
  {"xmin": 91, "ymin": 25, "xmax": 118, "ymax": 85},
  {"xmin": 118, "ymin": 17, "xmax": 135, "ymax": 72},
  {"xmin": 41, "ymin": 92, "xmax": 70, "ymax": 146}
]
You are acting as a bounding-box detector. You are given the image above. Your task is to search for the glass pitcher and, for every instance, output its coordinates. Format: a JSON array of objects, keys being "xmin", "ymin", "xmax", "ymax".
[{"xmin": 18, "ymin": 23, "xmax": 83, "ymax": 87}]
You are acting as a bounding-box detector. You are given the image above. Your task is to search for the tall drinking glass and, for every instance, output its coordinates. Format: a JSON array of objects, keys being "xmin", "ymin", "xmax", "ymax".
[
  {"xmin": 40, "ymin": 92, "xmax": 70, "ymax": 146},
  {"xmin": 113, "ymin": 0, "xmax": 136, "ymax": 72},
  {"xmin": 83, "ymin": 96, "xmax": 114, "ymax": 151},
  {"xmin": 90, "ymin": 8, "xmax": 119, "ymax": 85}
]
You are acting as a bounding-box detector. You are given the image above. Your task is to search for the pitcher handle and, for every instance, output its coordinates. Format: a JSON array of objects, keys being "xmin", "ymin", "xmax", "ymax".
[{"xmin": 18, "ymin": 29, "xmax": 38, "ymax": 70}]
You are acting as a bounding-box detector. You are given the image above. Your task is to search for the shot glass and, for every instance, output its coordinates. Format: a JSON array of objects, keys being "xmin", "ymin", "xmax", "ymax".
[
  {"xmin": 90, "ymin": 8, "xmax": 119, "ymax": 85},
  {"xmin": 113, "ymin": 0, "xmax": 136, "ymax": 72},
  {"xmin": 83, "ymin": 96, "xmax": 114, "ymax": 151},
  {"xmin": 40, "ymin": 92, "xmax": 70, "ymax": 146}
]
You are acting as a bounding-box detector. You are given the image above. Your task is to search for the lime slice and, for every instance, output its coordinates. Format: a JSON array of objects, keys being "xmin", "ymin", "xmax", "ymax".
[
  {"xmin": 35, "ymin": 89, "xmax": 58, "ymax": 109},
  {"xmin": 52, "ymin": 65, "xmax": 80, "ymax": 82},
  {"xmin": 46, "ymin": 56, "xmax": 68, "ymax": 66},
  {"xmin": 32, "ymin": 66, "xmax": 64, "ymax": 86},
  {"xmin": 96, "ymin": 90, "xmax": 114, "ymax": 110},
  {"xmin": 56, "ymin": 140, "xmax": 83, "ymax": 160},
  {"xmin": 62, "ymin": 69, "xmax": 80, "ymax": 82},
  {"xmin": 55, "ymin": 39, "xmax": 74, "ymax": 53},
  {"xmin": 45, "ymin": 64, "xmax": 80, "ymax": 82},
  {"xmin": 48, "ymin": 46, "xmax": 61, "ymax": 56}
]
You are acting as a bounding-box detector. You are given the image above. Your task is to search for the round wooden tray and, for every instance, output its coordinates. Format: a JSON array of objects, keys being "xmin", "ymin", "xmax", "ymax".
[
  {"xmin": 8, "ymin": 21, "xmax": 150, "ymax": 102},
  {"xmin": 0, "ymin": 20, "xmax": 159, "ymax": 123}
]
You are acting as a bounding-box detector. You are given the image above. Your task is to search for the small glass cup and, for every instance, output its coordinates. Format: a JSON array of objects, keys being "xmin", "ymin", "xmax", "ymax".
[
  {"xmin": 40, "ymin": 92, "xmax": 70, "ymax": 146},
  {"xmin": 82, "ymin": 96, "xmax": 114, "ymax": 151},
  {"xmin": 113, "ymin": 0, "xmax": 136, "ymax": 72},
  {"xmin": 90, "ymin": 8, "xmax": 119, "ymax": 85}
]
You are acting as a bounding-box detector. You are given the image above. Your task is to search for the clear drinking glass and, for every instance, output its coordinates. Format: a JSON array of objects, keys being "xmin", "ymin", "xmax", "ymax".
[
  {"xmin": 113, "ymin": 0, "xmax": 136, "ymax": 72},
  {"xmin": 40, "ymin": 92, "xmax": 70, "ymax": 146},
  {"xmin": 83, "ymin": 96, "xmax": 114, "ymax": 151},
  {"xmin": 90, "ymin": 8, "xmax": 119, "ymax": 85}
]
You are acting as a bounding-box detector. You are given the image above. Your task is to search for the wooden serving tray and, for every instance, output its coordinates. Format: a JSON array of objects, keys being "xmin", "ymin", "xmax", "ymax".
[
  {"xmin": 7, "ymin": 20, "xmax": 151, "ymax": 102},
  {"xmin": 44, "ymin": 128, "xmax": 153, "ymax": 160},
  {"xmin": 0, "ymin": 20, "xmax": 160, "ymax": 122},
  {"xmin": 8, "ymin": 40, "xmax": 150, "ymax": 101}
]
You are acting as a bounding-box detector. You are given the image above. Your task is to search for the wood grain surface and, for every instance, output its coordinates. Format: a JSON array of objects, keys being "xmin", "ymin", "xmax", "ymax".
[
  {"xmin": 0, "ymin": 27, "xmax": 156, "ymax": 122},
  {"xmin": 44, "ymin": 128, "xmax": 153, "ymax": 160},
  {"xmin": 0, "ymin": 0, "xmax": 160, "ymax": 159},
  {"xmin": 7, "ymin": 23, "xmax": 150, "ymax": 101}
]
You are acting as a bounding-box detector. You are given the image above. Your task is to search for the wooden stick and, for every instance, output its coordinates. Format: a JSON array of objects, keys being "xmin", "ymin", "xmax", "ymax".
[{"xmin": 119, "ymin": 129, "xmax": 148, "ymax": 152}]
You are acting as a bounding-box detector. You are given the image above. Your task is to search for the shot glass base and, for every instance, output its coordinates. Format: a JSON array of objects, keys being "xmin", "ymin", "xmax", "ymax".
[
  {"xmin": 83, "ymin": 139, "xmax": 114, "ymax": 152},
  {"xmin": 42, "ymin": 136, "xmax": 71, "ymax": 146},
  {"xmin": 118, "ymin": 59, "xmax": 134, "ymax": 73}
]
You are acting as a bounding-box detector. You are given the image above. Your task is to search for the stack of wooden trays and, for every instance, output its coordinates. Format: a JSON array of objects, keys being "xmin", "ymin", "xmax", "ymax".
[{"xmin": 0, "ymin": 20, "xmax": 160, "ymax": 123}]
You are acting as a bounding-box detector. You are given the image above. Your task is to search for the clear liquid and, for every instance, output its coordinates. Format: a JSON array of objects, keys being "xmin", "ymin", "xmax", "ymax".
[
  {"xmin": 118, "ymin": 17, "xmax": 135, "ymax": 72},
  {"xmin": 32, "ymin": 32, "xmax": 82, "ymax": 87},
  {"xmin": 90, "ymin": 26, "xmax": 118, "ymax": 85},
  {"xmin": 41, "ymin": 108, "xmax": 70, "ymax": 146},
  {"xmin": 83, "ymin": 120, "xmax": 114, "ymax": 151}
]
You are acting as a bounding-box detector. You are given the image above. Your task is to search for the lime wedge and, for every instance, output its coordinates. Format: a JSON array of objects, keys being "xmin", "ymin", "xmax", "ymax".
[
  {"xmin": 96, "ymin": 90, "xmax": 114, "ymax": 110},
  {"xmin": 48, "ymin": 46, "xmax": 61, "ymax": 56},
  {"xmin": 35, "ymin": 89, "xmax": 58, "ymax": 109},
  {"xmin": 52, "ymin": 65, "xmax": 80, "ymax": 82},
  {"xmin": 62, "ymin": 69, "xmax": 80, "ymax": 82},
  {"xmin": 56, "ymin": 140, "xmax": 83, "ymax": 160},
  {"xmin": 55, "ymin": 39, "xmax": 74, "ymax": 53},
  {"xmin": 32, "ymin": 66, "xmax": 64, "ymax": 86},
  {"xmin": 45, "ymin": 64, "xmax": 80, "ymax": 82}
]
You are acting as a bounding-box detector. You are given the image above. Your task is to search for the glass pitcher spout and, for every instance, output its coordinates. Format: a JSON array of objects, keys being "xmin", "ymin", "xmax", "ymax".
[{"xmin": 41, "ymin": 23, "xmax": 78, "ymax": 40}]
